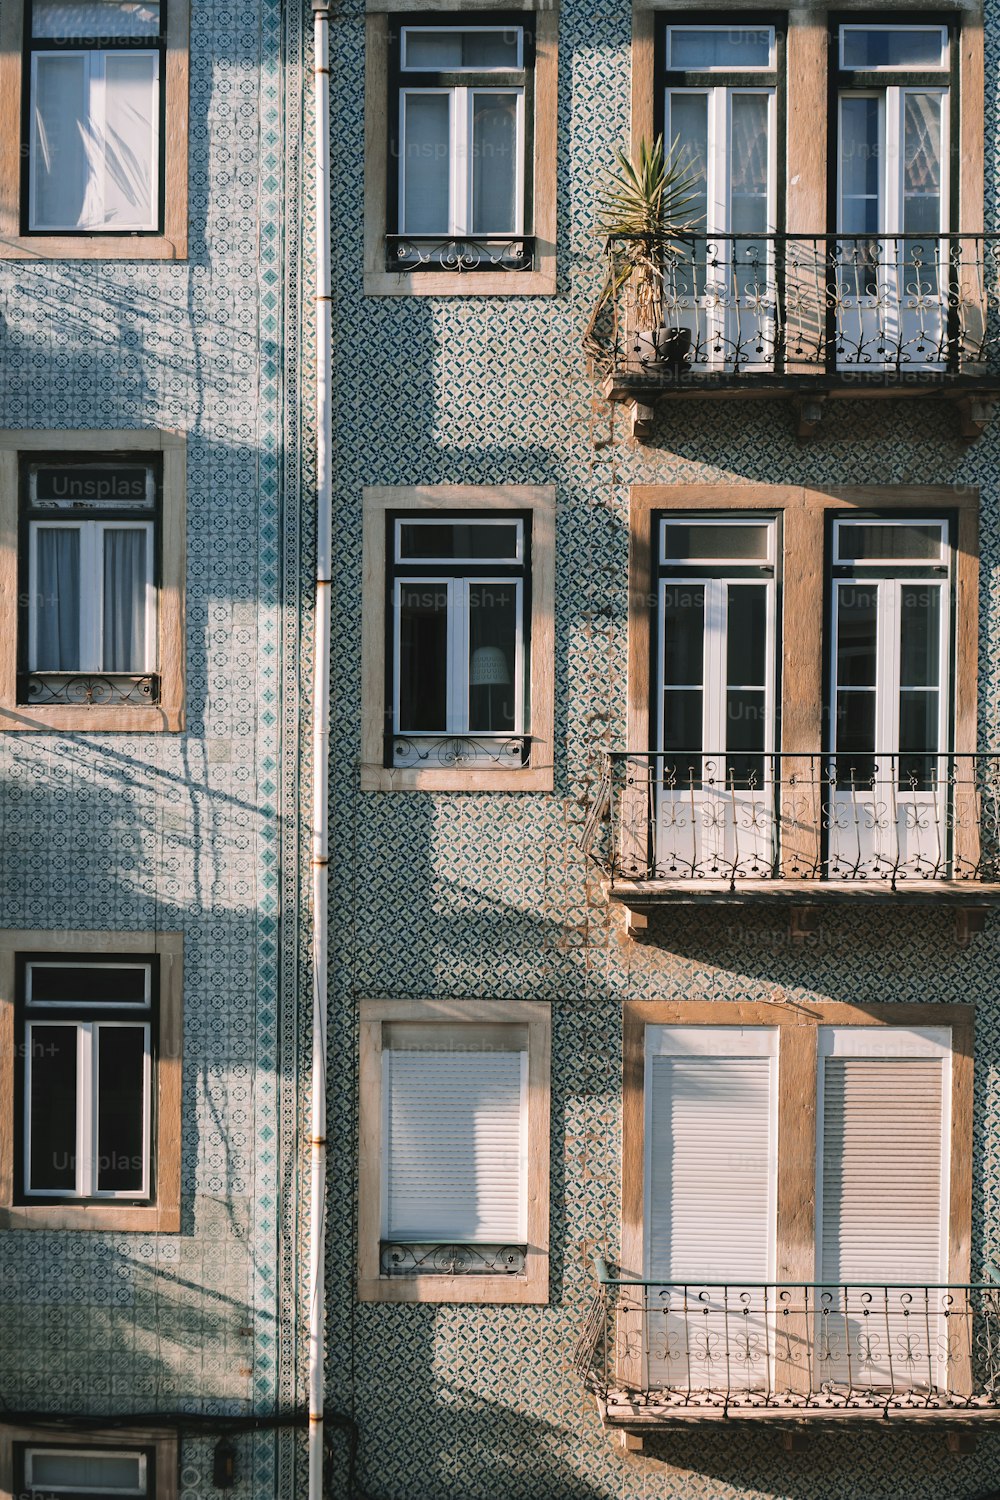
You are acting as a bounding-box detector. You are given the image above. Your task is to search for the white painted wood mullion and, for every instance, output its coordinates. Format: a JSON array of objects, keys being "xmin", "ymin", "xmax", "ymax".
[
  {"xmin": 79, "ymin": 1021, "xmax": 94, "ymax": 1198},
  {"xmin": 452, "ymin": 87, "xmax": 469, "ymax": 235}
]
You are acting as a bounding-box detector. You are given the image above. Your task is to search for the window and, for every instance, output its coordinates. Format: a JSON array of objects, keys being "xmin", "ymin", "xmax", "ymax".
[
  {"xmin": 0, "ymin": 931, "xmax": 182, "ymax": 1231},
  {"xmin": 361, "ymin": 486, "xmax": 555, "ymax": 791},
  {"xmin": 358, "ymin": 998, "xmax": 550, "ymax": 1303},
  {"xmin": 364, "ymin": 6, "xmax": 557, "ymax": 295},
  {"xmin": 0, "ymin": 0, "xmax": 188, "ymax": 257},
  {"xmin": 0, "ymin": 1429, "xmax": 178, "ymax": 1500},
  {"xmin": 0, "ymin": 431, "xmax": 185, "ymax": 732},
  {"xmin": 621, "ymin": 1001, "xmax": 974, "ymax": 1399},
  {"xmin": 833, "ymin": 20, "xmax": 954, "ymax": 367},
  {"xmin": 624, "ymin": 485, "xmax": 979, "ymax": 884},
  {"xmin": 655, "ymin": 16, "xmax": 783, "ymax": 368}
]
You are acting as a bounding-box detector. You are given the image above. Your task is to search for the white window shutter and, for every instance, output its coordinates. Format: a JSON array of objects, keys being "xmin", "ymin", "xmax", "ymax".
[
  {"xmin": 819, "ymin": 1044, "xmax": 948, "ymax": 1285},
  {"xmin": 646, "ymin": 1031, "xmax": 776, "ymax": 1282},
  {"xmin": 384, "ymin": 1048, "xmax": 526, "ymax": 1243}
]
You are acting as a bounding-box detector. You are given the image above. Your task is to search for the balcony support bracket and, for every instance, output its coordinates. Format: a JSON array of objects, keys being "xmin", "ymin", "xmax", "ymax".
[
  {"xmin": 793, "ymin": 396, "xmax": 827, "ymax": 440},
  {"xmin": 624, "ymin": 906, "xmax": 649, "ymax": 938},
  {"xmin": 955, "ymin": 907, "xmax": 988, "ymax": 947},
  {"xmin": 630, "ymin": 401, "xmax": 656, "ymax": 442},
  {"xmin": 619, "ymin": 1431, "xmax": 645, "ymax": 1454},
  {"xmin": 953, "ymin": 396, "xmax": 996, "ymax": 442},
  {"xmin": 789, "ymin": 906, "xmax": 822, "ymax": 944},
  {"xmin": 945, "ymin": 1427, "xmax": 978, "ymax": 1454}
]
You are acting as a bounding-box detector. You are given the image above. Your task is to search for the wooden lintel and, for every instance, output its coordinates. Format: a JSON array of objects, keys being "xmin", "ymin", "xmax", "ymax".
[
  {"xmin": 953, "ymin": 396, "xmax": 996, "ymax": 441},
  {"xmin": 955, "ymin": 907, "xmax": 988, "ymax": 947},
  {"xmin": 630, "ymin": 401, "xmax": 656, "ymax": 442},
  {"xmin": 793, "ymin": 397, "xmax": 827, "ymax": 440}
]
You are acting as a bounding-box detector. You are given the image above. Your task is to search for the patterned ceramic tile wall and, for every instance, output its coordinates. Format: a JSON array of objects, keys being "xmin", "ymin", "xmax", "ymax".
[
  {"xmin": 323, "ymin": 1, "xmax": 1000, "ymax": 1496},
  {"xmin": 0, "ymin": 0, "xmax": 303, "ymax": 1486}
]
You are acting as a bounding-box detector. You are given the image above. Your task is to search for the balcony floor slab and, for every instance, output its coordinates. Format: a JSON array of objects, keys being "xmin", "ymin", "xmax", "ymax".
[{"xmin": 606, "ymin": 879, "xmax": 1000, "ymax": 909}]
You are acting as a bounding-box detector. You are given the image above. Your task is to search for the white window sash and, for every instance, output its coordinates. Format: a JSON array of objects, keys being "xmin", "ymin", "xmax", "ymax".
[
  {"xmin": 392, "ymin": 574, "xmax": 524, "ymax": 736},
  {"xmin": 29, "ymin": 518, "xmax": 155, "ymax": 674},
  {"xmin": 838, "ymin": 24, "xmax": 949, "ymax": 73},
  {"xmin": 25, "ymin": 960, "xmax": 153, "ymax": 1008},
  {"xmin": 665, "ymin": 24, "xmax": 776, "ymax": 72},
  {"xmin": 399, "ymin": 85, "xmax": 524, "ymax": 236},
  {"xmin": 664, "ymin": 85, "xmax": 776, "ymax": 239},
  {"xmin": 29, "ymin": 48, "xmax": 160, "ymax": 232},
  {"xmin": 399, "ymin": 26, "xmax": 524, "ymax": 73},
  {"xmin": 24, "ymin": 1019, "xmax": 151, "ymax": 1199},
  {"xmin": 23, "ymin": 1447, "xmax": 148, "ymax": 1496},
  {"xmin": 838, "ymin": 87, "xmax": 949, "ymax": 238},
  {"xmin": 393, "ymin": 516, "xmax": 524, "ymax": 565}
]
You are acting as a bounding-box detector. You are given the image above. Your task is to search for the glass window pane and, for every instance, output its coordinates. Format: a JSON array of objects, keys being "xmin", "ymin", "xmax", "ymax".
[
  {"xmin": 899, "ymin": 691, "xmax": 940, "ymax": 756},
  {"xmin": 903, "ymin": 92, "xmax": 943, "ymax": 244},
  {"xmin": 727, "ymin": 585, "xmax": 767, "ymax": 686},
  {"xmin": 401, "ymin": 93, "xmax": 451, "ymax": 235},
  {"xmin": 30, "ymin": 462, "xmax": 154, "ymax": 510},
  {"xmin": 662, "ymin": 689, "xmax": 703, "ymax": 758},
  {"xmin": 471, "ymin": 91, "xmax": 518, "ymax": 235},
  {"xmin": 836, "ymin": 586, "xmax": 878, "ymax": 687},
  {"xmin": 900, "ymin": 584, "xmax": 941, "ymax": 688},
  {"xmin": 730, "ymin": 94, "xmax": 770, "ymax": 237},
  {"xmin": 662, "ymin": 585, "xmax": 704, "ymax": 685},
  {"xmin": 839, "ymin": 96, "xmax": 880, "ymax": 240},
  {"xmin": 726, "ymin": 688, "xmax": 766, "ymax": 787},
  {"xmin": 667, "ymin": 26, "xmax": 773, "ymax": 69},
  {"xmin": 837, "ymin": 522, "xmax": 944, "ymax": 561},
  {"xmin": 398, "ymin": 521, "xmax": 519, "ymax": 561},
  {"xmin": 835, "ymin": 690, "xmax": 876, "ymax": 784},
  {"xmin": 28, "ymin": 1449, "xmax": 145, "ymax": 1490},
  {"xmin": 663, "ymin": 522, "xmax": 770, "ymax": 562},
  {"xmin": 102, "ymin": 53, "xmax": 157, "ymax": 228},
  {"xmin": 32, "ymin": 0, "xmax": 160, "ymax": 37},
  {"xmin": 841, "ymin": 26, "xmax": 947, "ymax": 69},
  {"xmin": 468, "ymin": 583, "xmax": 517, "ymax": 733},
  {"xmin": 398, "ymin": 584, "xmax": 448, "ymax": 732},
  {"xmin": 33, "ymin": 526, "xmax": 82, "ymax": 672},
  {"xmin": 28, "ymin": 963, "xmax": 149, "ymax": 1006},
  {"xmin": 402, "ymin": 28, "xmax": 521, "ymax": 71},
  {"xmin": 31, "ymin": 53, "xmax": 89, "ymax": 231},
  {"xmin": 665, "ymin": 92, "xmax": 708, "ymax": 218},
  {"xmin": 97, "ymin": 1026, "xmax": 146, "ymax": 1192},
  {"xmin": 28, "ymin": 1024, "xmax": 77, "ymax": 1192},
  {"xmin": 103, "ymin": 528, "xmax": 148, "ymax": 673}
]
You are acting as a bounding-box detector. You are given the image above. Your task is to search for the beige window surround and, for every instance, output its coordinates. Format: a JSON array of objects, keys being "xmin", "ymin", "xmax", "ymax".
[
  {"xmin": 0, "ymin": 929, "xmax": 183, "ymax": 1232},
  {"xmin": 0, "ymin": 1427, "xmax": 178, "ymax": 1500},
  {"xmin": 358, "ymin": 997, "xmax": 551, "ymax": 1304},
  {"xmin": 631, "ymin": 5, "xmax": 983, "ymax": 239},
  {"xmin": 0, "ymin": 0, "xmax": 190, "ymax": 260},
  {"xmin": 363, "ymin": 5, "xmax": 558, "ymax": 296},
  {"xmin": 628, "ymin": 482, "xmax": 979, "ymax": 766},
  {"xmin": 361, "ymin": 484, "xmax": 555, "ymax": 792},
  {"xmin": 0, "ymin": 429, "xmax": 186, "ymax": 733},
  {"xmin": 621, "ymin": 997, "xmax": 974, "ymax": 1290}
]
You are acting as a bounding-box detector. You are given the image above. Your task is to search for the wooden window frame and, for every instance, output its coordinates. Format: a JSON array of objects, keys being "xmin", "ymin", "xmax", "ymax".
[
  {"xmin": 364, "ymin": 2, "xmax": 557, "ymax": 296},
  {"xmin": 0, "ymin": 1427, "xmax": 178, "ymax": 1500},
  {"xmin": 0, "ymin": 430, "xmax": 186, "ymax": 733},
  {"xmin": 361, "ymin": 485, "xmax": 555, "ymax": 791},
  {"xmin": 358, "ymin": 997, "xmax": 550, "ymax": 1303},
  {"xmin": 622, "ymin": 997, "xmax": 974, "ymax": 1297},
  {"xmin": 0, "ymin": 930, "xmax": 183, "ymax": 1232},
  {"xmin": 631, "ymin": 3, "xmax": 983, "ymax": 243},
  {"xmin": 0, "ymin": 0, "xmax": 189, "ymax": 259}
]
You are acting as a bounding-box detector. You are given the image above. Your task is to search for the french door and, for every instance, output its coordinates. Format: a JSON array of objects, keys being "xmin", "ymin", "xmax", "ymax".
[
  {"xmin": 828, "ymin": 517, "xmax": 952, "ymax": 880},
  {"xmin": 655, "ymin": 518, "xmax": 777, "ymax": 879},
  {"xmin": 836, "ymin": 85, "xmax": 949, "ymax": 368},
  {"xmin": 665, "ymin": 86, "xmax": 776, "ymax": 369}
]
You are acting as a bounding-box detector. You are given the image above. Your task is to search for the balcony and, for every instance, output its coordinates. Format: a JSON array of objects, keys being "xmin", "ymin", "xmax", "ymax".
[
  {"xmin": 575, "ymin": 1259, "xmax": 1000, "ymax": 1441},
  {"xmin": 580, "ymin": 752, "xmax": 1000, "ymax": 932},
  {"xmin": 585, "ymin": 233, "xmax": 1000, "ymax": 440}
]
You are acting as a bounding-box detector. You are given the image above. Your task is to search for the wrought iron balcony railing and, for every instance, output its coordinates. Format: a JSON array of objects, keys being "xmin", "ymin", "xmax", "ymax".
[
  {"xmin": 385, "ymin": 234, "xmax": 534, "ymax": 273},
  {"xmin": 575, "ymin": 1259, "xmax": 1000, "ymax": 1423},
  {"xmin": 580, "ymin": 752, "xmax": 1000, "ymax": 892},
  {"xmin": 585, "ymin": 233, "xmax": 1000, "ymax": 382}
]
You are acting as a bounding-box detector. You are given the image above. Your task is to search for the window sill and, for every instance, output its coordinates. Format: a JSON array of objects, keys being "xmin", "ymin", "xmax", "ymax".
[
  {"xmin": 358, "ymin": 1262, "xmax": 548, "ymax": 1304},
  {"xmin": 0, "ymin": 702, "xmax": 183, "ymax": 732},
  {"xmin": 0, "ymin": 233, "xmax": 187, "ymax": 261},
  {"xmin": 360, "ymin": 760, "xmax": 553, "ymax": 792},
  {"xmin": 364, "ymin": 265, "xmax": 556, "ymax": 298},
  {"xmin": 0, "ymin": 1201, "xmax": 179, "ymax": 1232}
]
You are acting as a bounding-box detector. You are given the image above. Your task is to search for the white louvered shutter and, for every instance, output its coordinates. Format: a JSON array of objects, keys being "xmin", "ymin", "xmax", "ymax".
[
  {"xmin": 817, "ymin": 1027, "xmax": 951, "ymax": 1390},
  {"xmin": 384, "ymin": 1048, "xmax": 526, "ymax": 1242},
  {"xmin": 645, "ymin": 1028, "xmax": 777, "ymax": 1393}
]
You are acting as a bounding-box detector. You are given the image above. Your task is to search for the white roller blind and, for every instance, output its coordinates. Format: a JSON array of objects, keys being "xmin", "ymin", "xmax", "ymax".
[
  {"xmin": 819, "ymin": 1030, "xmax": 950, "ymax": 1284},
  {"xmin": 383, "ymin": 1047, "xmax": 526, "ymax": 1243},
  {"xmin": 646, "ymin": 1029, "xmax": 776, "ymax": 1282}
]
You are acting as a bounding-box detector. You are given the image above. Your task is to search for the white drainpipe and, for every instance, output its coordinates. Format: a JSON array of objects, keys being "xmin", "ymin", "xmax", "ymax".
[{"xmin": 309, "ymin": 0, "xmax": 332, "ymax": 1495}]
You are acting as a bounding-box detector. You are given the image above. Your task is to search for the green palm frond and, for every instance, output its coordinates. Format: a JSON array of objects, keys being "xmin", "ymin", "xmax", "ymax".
[{"xmin": 595, "ymin": 134, "xmax": 704, "ymax": 246}]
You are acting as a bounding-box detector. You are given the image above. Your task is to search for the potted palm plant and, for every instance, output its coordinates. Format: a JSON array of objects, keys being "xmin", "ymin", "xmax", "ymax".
[{"xmin": 593, "ymin": 135, "xmax": 703, "ymax": 372}]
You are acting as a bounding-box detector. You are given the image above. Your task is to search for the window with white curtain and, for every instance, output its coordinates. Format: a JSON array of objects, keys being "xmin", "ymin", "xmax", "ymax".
[
  {"xmin": 26, "ymin": 0, "xmax": 164, "ymax": 232},
  {"xmin": 389, "ymin": 20, "xmax": 532, "ymax": 266},
  {"xmin": 20, "ymin": 456, "xmax": 159, "ymax": 702}
]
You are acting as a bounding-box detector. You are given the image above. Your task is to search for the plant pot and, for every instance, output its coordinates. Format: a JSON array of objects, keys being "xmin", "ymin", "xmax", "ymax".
[{"xmin": 630, "ymin": 324, "xmax": 692, "ymax": 373}]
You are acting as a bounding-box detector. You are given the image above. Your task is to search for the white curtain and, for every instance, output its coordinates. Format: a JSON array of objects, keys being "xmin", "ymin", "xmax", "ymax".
[
  {"xmin": 401, "ymin": 93, "xmax": 451, "ymax": 234},
  {"xmin": 34, "ymin": 528, "xmax": 81, "ymax": 671},
  {"xmin": 32, "ymin": 53, "xmax": 89, "ymax": 230},
  {"xmin": 471, "ymin": 92, "xmax": 518, "ymax": 234},
  {"xmin": 103, "ymin": 528, "xmax": 147, "ymax": 672},
  {"xmin": 102, "ymin": 53, "xmax": 158, "ymax": 226}
]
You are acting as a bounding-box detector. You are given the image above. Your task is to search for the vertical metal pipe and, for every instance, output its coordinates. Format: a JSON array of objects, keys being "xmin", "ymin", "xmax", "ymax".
[{"xmin": 309, "ymin": 0, "xmax": 333, "ymax": 1494}]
